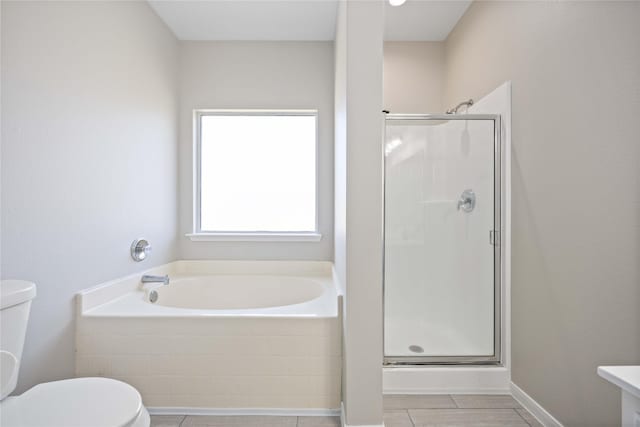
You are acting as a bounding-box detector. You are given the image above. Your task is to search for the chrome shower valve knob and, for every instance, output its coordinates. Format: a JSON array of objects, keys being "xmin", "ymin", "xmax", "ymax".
[
  {"xmin": 457, "ymin": 189, "xmax": 476, "ymax": 212},
  {"xmin": 130, "ymin": 239, "xmax": 152, "ymax": 262}
]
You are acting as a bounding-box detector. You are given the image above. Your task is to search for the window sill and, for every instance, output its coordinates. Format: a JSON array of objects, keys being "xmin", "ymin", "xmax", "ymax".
[{"xmin": 185, "ymin": 233, "xmax": 323, "ymax": 242}]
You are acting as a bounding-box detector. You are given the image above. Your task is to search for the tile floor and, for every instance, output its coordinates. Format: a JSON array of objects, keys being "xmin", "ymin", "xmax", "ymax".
[
  {"xmin": 150, "ymin": 415, "xmax": 340, "ymax": 427},
  {"xmin": 150, "ymin": 394, "xmax": 543, "ymax": 427}
]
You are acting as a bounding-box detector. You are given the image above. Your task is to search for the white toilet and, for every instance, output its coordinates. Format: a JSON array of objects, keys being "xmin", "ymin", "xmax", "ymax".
[{"xmin": 0, "ymin": 280, "xmax": 150, "ymax": 427}]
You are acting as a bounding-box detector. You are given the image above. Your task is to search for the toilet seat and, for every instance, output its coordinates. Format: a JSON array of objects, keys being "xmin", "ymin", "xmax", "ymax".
[{"xmin": 0, "ymin": 377, "xmax": 149, "ymax": 427}]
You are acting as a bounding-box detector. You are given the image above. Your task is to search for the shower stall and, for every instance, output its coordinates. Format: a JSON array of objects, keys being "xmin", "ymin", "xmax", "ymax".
[{"xmin": 383, "ymin": 113, "xmax": 502, "ymax": 365}]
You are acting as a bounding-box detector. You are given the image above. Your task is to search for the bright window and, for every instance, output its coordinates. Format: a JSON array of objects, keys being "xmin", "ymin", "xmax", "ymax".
[{"xmin": 193, "ymin": 110, "xmax": 318, "ymax": 239}]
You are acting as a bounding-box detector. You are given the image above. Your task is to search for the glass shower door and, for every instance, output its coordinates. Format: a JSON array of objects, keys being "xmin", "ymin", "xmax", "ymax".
[{"xmin": 383, "ymin": 115, "xmax": 501, "ymax": 364}]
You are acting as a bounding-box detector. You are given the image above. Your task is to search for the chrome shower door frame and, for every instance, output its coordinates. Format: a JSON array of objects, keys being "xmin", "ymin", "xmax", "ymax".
[{"xmin": 383, "ymin": 114, "xmax": 503, "ymax": 366}]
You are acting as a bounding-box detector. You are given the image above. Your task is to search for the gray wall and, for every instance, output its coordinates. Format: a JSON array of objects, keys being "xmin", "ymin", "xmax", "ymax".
[
  {"xmin": 1, "ymin": 1, "xmax": 179, "ymax": 392},
  {"xmin": 177, "ymin": 41, "xmax": 334, "ymax": 261},
  {"xmin": 445, "ymin": 2, "xmax": 640, "ymax": 426},
  {"xmin": 383, "ymin": 42, "xmax": 445, "ymax": 114}
]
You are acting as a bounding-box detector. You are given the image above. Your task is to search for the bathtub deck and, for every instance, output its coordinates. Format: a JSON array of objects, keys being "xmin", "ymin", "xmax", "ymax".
[{"xmin": 83, "ymin": 277, "xmax": 338, "ymax": 318}]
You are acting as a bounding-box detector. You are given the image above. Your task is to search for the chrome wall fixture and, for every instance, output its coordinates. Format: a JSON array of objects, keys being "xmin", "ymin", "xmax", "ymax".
[
  {"xmin": 457, "ymin": 189, "xmax": 476, "ymax": 212},
  {"xmin": 446, "ymin": 99, "xmax": 474, "ymax": 114},
  {"xmin": 141, "ymin": 274, "xmax": 169, "ymax": 285},
  {"xmin": 149, "ymin": 290, "xmax": 159, "ymax": 303},
  {"xmin": 130, "ymin": 239, "xmax": 152, "ymax": 262}
]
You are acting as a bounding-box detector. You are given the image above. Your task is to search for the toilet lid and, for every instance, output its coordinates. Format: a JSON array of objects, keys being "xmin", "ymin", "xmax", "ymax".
[{"xmin": 1, "ymin": 377, "xmax": 143, "ymax": 427}]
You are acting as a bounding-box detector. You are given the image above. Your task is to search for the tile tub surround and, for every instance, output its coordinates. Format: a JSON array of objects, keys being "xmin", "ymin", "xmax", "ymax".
[{"xmin": 75, "ymin": 261, "xmax": 341, "ymax": 410}]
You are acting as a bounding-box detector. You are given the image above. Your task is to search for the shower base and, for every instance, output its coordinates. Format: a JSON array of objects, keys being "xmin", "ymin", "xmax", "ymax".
[{"xmin": 384, "ymin": 318, "xmax": 492, "ymax": 359}]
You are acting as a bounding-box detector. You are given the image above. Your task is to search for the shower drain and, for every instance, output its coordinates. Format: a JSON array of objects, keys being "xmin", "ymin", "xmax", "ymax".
[{"xmin": 408, "ymin": 345, "xmax": 424, "ymax": 354}]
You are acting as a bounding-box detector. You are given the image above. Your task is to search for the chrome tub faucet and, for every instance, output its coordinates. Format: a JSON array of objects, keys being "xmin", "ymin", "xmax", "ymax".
[{"xmin": 141, "ymin": 274, "xmax": 170, "ymax": 285}]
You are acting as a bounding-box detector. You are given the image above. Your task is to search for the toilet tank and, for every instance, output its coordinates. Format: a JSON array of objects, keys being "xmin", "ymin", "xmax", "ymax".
[{"xmin": 0, "ymin": 280, "xmax": 37, "ymax": 397}]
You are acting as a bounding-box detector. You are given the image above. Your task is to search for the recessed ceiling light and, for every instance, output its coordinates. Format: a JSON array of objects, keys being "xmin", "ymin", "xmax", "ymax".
[{"xmin": 389, "ymin": 0, "xmax": 406, "ymax": 6}]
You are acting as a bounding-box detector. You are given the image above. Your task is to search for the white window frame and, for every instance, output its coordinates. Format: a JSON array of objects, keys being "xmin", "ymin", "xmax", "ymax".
[{"xmin": 186, "ymin": 109, "xmax": 322, "ymax": 242}]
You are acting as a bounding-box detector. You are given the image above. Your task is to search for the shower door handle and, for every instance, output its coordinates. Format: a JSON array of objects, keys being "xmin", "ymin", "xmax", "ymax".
[{"xmin": 490, "ymin": 230, "xmax": 500, "ymax": 246}]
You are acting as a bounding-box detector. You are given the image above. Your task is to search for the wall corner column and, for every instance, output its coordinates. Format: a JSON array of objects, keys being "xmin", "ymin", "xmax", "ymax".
[{"xmin": 334, "ymin": 0, "xmax": 385, "ymax": 425}]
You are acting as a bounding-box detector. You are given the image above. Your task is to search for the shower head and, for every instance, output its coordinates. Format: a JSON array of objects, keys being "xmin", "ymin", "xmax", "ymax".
[{"xmin": 446, "ymin": 99, "xmax": 474, "ymax": 114}]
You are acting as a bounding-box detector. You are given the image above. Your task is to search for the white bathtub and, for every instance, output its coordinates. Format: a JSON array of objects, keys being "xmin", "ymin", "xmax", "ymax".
[
  {"xmin": 75, "ymin": 261, "xmax": 342, "ymax": 412},
  {"xmin": 152, "ymin": 276, "xmax": 325, "ymax": 310}
]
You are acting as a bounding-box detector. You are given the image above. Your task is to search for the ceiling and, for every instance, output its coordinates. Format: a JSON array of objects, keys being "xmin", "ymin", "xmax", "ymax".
[
  {"xmin": 384, "ymin": 0, "xmax": 471, "ymax": 41},
  {"xmin": 148, "ymin": 0, "xmax": 472, "ymax": 42},
  {"xmin": 148, "ymin": 1, "xmax": 339, "ymax": 41}
]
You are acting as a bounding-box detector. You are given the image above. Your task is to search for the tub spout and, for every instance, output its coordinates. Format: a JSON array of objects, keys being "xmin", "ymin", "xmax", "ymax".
[{"xmin": 141, "ymin": 274, "xmax": 169, "ymax": 285}]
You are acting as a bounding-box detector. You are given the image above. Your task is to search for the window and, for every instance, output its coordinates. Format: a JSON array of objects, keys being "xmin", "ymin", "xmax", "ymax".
[{"xmin": 189, "ymin": 110, "xmax": 320, "ymax": 241}]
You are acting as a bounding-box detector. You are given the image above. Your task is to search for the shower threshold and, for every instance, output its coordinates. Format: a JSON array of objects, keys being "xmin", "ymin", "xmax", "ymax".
[{"xmin": 384, "ymin": 357, "xmax": 502, "ymax": 366}]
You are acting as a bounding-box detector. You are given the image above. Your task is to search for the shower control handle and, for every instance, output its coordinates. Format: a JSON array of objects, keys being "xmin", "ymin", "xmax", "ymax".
[
  {"xmin": 457, "ymin": 189, "xmax": 476, "ymax": 212},
  {"xmin": 131, "ymin": 239, "xmax": 152, "ymax": 262}
]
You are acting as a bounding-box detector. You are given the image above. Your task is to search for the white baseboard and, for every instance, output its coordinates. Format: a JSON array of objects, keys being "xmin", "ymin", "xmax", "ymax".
[
  {"xmin": 147, "ymin": 407, "xmax": 341, "ymax": 417},
  {"xmin": 340, "ymin": 402, "xmax": 385, "ymax": 427},
  {"xmin": 510, "ymin": 382, "xmax": 564, "ymax": 427},
  {"xmin": 384, "ymin": 366, "xmax": 510, "ymax": 394}
]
